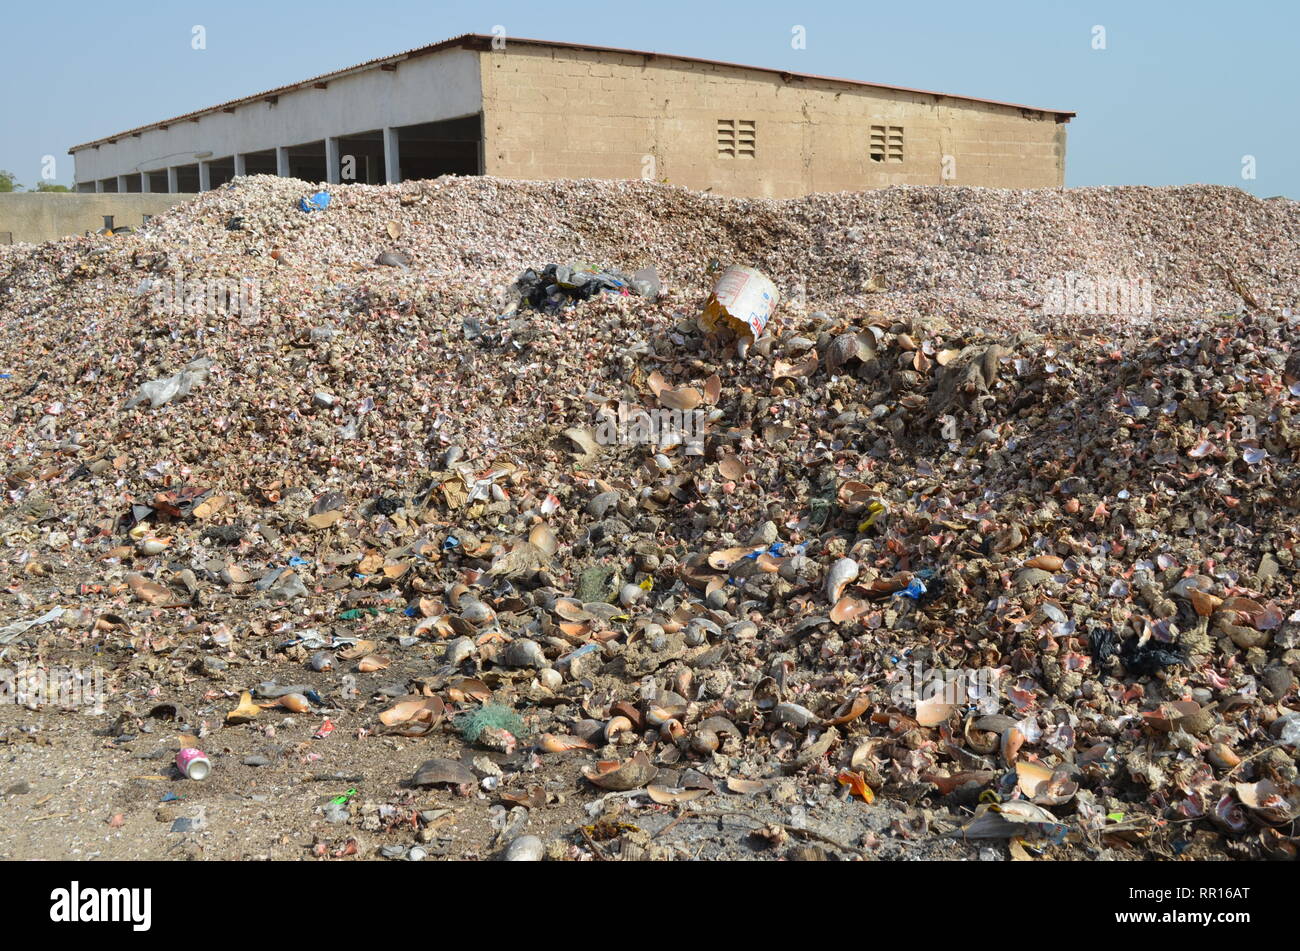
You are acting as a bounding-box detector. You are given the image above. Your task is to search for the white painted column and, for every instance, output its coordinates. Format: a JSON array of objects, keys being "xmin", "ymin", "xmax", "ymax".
[
  {"xmin": 167, "ymin": 167, "xmax": 179, "ymax": 193},
  {"xmin": 382, "ymin": 127, "xmax": 400, "ymax": 184},
  {"xmin": 198, "ymin": 161, "xmax": 211, "ymax": 191},
  {"xmin": 140, "ymin": 172, "xmax": 151, "ymax": 193},
  {"xmin": 94, "ymin": 180, "xmax": 104, "ymax": 193},
  {"xmin": 233, "ymin": 153, "xmax": 246, "ymax": 178},
  {"xmin": 116, "ymin": 174, "xmax": 129, "ymax": 193},
  {"xmin": 325, "ymin": 137, "xmax": 340, "ymax": 184},
  {"xmin": 275, "ymin": 147, "xmax": 290, "ymax": 177}
]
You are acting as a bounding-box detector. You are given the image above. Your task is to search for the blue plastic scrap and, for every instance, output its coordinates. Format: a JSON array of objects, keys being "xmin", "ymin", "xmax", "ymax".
[
  {"xmin": 896, "ymin": 577, "xmax": 928, "ymax": 600},
  {"xmin": 297, "ymin": 190, "xmax": 330, "ymax": 211}
]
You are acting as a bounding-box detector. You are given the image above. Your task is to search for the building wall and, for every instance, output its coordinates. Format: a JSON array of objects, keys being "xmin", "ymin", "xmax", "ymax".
[
  {"xmin": 0, "ymin": 193, "xmax": 198, "ymax": 244},
  {"xmin": 479, "ymin": 46, "xmax": 1066, "ymax": 196},
  {"xmin": 71, "ymin": 49, "xmax": 483, "ymax": 185}
]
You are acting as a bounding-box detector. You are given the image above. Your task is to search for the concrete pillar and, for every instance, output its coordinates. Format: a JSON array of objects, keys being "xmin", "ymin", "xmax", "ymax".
[
  {"xmin": 382, "ymin": 127, "xmax": 400, "ymax": 184},
  {"xmin": 167, "ymin": 167, "xmax": 179, "ymax": 193},
  {"xmin": 325, "ymin": 137, "xmax": 340, "ymax": 184},
  {"xmin": 116, "ymin": 175, "xmax": 129, "ymax": 193},
  {"xmin": 140, "ymin": 172, "xmax": 151, "ymax": 193},
  {"xmin": 94, "ymin": 180, "xmax": 104, "ymax": 193},
  {"xmin": 233, "ymin": 153, "xmax": 246, "ymax": 178},
  {"xmin": 276, "ymin": 147, "xmax": 290, "ymax": 177},
  {"xmin": 198, "ymin": 161, "xmax": 211, "ymax": 191}
]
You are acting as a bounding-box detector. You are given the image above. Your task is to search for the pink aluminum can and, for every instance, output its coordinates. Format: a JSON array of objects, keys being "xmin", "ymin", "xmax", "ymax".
[{"xmin": 176, "ymin": 748, "xmax": 211, "ymax": 781}]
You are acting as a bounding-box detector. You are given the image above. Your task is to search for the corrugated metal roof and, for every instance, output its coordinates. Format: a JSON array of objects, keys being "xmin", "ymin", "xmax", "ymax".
[{"xmin": 69, "ymin": 33, "xmax": 1074, "ymax": 152}]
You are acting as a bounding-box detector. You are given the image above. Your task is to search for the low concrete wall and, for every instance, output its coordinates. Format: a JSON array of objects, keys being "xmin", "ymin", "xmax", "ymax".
[{"xmin": 0, "ymin": 193, "xmax": 199, "ymax": 244}]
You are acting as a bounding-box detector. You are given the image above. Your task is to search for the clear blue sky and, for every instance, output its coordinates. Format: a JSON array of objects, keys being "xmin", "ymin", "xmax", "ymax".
[{"xmin": 2, "ymin": 0, "xmax": 1293, "ymax": 196}]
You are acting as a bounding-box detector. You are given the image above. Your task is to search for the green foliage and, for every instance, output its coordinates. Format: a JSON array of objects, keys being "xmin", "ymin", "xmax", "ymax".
[
  {"xmin": 33, "ymin": 182, "xmax": 70, "ymax": 192},
  {"xmin": 0, "ymin": 170, "xmax": 20, "ymax": 192},
  {"xmin": 455, "ymin": 703, "xmax": 525, "ymax": 742}
]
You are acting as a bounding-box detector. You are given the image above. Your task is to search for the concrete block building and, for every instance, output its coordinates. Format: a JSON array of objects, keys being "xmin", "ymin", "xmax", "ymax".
[{"xmin": 70, "ymin": 35, "xmax": 1073, "ymax": 198}]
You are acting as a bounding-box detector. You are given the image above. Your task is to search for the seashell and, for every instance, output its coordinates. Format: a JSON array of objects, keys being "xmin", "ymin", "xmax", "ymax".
[
  {"xmin": 411, "ymin": 758, "xmax": 475, "ymax": 788},
  {"xmin": 717, "ymin": 455, "xmax": 747, "ymax": 480},
  {"xmin": 1210, "ymin": 794, "xmax": 1250, "ymax": 834},
  {"xmin": 1189, "ymin": 588, "xmax": 1223, "ymax": 617},
  {"xmin": 825, "ymin": 332, "xmax": 876, "ymax": 372},
  {"xmin": 225, "ymin": 690, "xmax": 260, "ymax": 725},
  {"xmin": 772, "ymin": 702, "xmax": 818, "ymax": 729},
  {"xmin": 659, "ymin": 386, "xmax": 702, "ymax": 411},
  {"xmin": 645, "ymin": 702, "xmax": 688, "ymax": 727},
  {"xmin": 136, "ymin": 535, "xmax": 172, "ymax": 555},
  {"xmin": 309, "ymin": 651, "xmax": 334, "ymax": 672},
  {"xmin": 378, "ymin": 696, "xmax": 444, "ymax": 734},
  {"xmin": 528, "ymin": 522, "xmax": 559, "ymax": 558},
  {"xmin": 660, "ymin": 718, "xmax": 686, "ymax": 743},
  {"xmin": 503, "ymin": 835, "xmax": 544, "ymax": 861},
  {"xmin": 964, "ymin": 715, "xmax": 999, "ymax": 754},
  {"xmin": 357, "ymin": 654, "xmax": 390, "ymax": 673},
  {"xmin": 824, "ymin": 557, "xmax": 859, "ymax": 602},
  {"xmin": 537, "ymin": 668, "xmax": 562, "ymax": 690},
  {"xmin": 916, "ymin": 697, "xmax": 956, "ymax": 727},
  {"xmin": 690, "ymin": 729, "xmax": 719, "ymax": 755},
  {"xmin": 647, "ymin": 784, "xmax": 710, "ymax": 805},
  {"xmin": 538, "ymin": 733, "xmax": 595, "ymax": 753},
  {"xmin": 604, "ymin": 715, "xmax": 633, "ymax": 742},
  {"xmin": 586, "ymin": 491, "xmax": 621, "ymax": 518},
  {"xmin": 830, "ymin": 596, "xmax": 870, "ymax": 625},
  {"xmin": 560, "ymin": 427, "xmax": 601, "ymax": 461},
  {"xmin": 619, "ymin": 583, "xmax": 645, "ymax": 607},
  {"xmin": 501, "ymin": 638, "xmax": 547, "ymax": 668},
  {"xmin": 1024, "ymin": 555, "xmax": 1064, "ymax": 572},
  {"xmin": 582, "ymin": 751, "xmax": 658, "ymax": 791},
  {"xmin": 459, "ymin": 598, "xmax": 495, "ymax": 625},
  {"xmin": 275, "ymin": 693, "xmax": 311, "ymax": 713},
  {"xmin": 444, "ymin": 637, "xmax": 475, "ymax": 666},
  {"xmin": 1207, "ymin": 742, "xmax": 1240, "ymax": 770},
  {"xmin": 1234, "ymin": 779, "xmax": 1300, "ymax": 825}
]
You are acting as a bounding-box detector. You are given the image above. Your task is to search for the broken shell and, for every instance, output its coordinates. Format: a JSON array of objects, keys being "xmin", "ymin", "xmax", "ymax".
[
  {"xmin": 772, "ymin": 702, "xmax": 818, "ymax": 729},
  {"xmin": 582, "ymin": 751, "xmax": 658, "ymax": 791},
  {"xmin": 824, "ymin": 557, "xmax": 859, "ymax": 602},
  {"xmin": 537, "ymin": 667, "xmax": 562, "ymax": 691},
  {"xmin": 225, "ymin": 690, "xmax": 261, "ymax": 725},
  {"xmin": 561, "ymin": 427, "xmax": 601, "ymax": 461},
  {"xmin": 830, "ymin": 596, "xmax": 870, "ymax": 625},
  {"xmin": 825, "ymin": 332, "xmax": 876, "ymax": 372},
  {"xmin": 538, "ymin": 733, "xmax": 595, "ymax": 753},
  {"xmin": 309, "ymin": 651, "xmax": 334, "ymax": 672},
  {"xmin": 604, "ymin": 715, "xmax": 633, "ymax": 742},
  {"xmin": 501, "ymin": 638, "xmax": 547, "ymax": 668},
  {"xmin": 528, "ymin": 523, "xmax": 559, "ymax": 558},
  {"xmin": 1235, "ymin": 779, "xmax": 1300, "ymax": 825},
  {"xmin": 660, "ymin": 718, "xmax": 686, "ymax": 743},
  {"xmin": 459, "ymin": 598, "xmax": 496, "ymax": 625},
  {"xmin": 444, "ymin": 637, "xmax": 475, "ymax": 666},
  {"xmin": 915, "ymin": 697, "xmax": 956, "ymax": 727},
  {"xmin": 1189, "ymin": 588, "xmax": 1223, "ymax": 617},
  {"xmin": 411, "ymin": 758, "xmax": 476, "ymax": 788}
]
